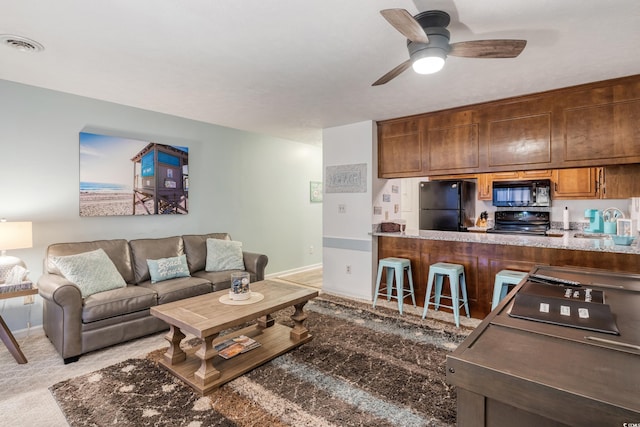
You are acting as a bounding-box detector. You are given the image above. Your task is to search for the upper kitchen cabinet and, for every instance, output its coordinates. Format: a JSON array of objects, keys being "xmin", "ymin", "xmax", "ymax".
[
  {"xmin": 378, "ymin": 118, "xmax": 423, "ymax": 178},
  {"xmin": 377, "ymin": 74, "xmax": 640, "ymax": 179},
  {"xmin": 423, "ymin": 109, "xmax": 480, "ymax": 175},
  {"xmin": 551, "ymin": 164, "xmax": 640, "ymax": 199},
  {"xmin": 551, "ymin": 168, "xmax": 599, "ymax": 199},
  {"xmin": 558, "ymin": 77, "xmax": 640, "ymax": 165},
  {"xmin": 601, "ymin": 164, "xmax": 640, "ymax": 198},
  {"xmin": 481, "ymin": 96, "xmax": 553, "ymax": 170}
]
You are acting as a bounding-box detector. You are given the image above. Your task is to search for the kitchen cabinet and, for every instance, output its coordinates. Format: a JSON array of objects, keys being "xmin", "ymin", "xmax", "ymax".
[
  {"xmin": 423, "ymin": 109, "xmax": 480, "ymax": 174},
  {"xmin": 481, "ymin": 97, "xmax": 553, "ymax": 169},
  {"xmin": 601, "ymin": 163, "xmax": 640, "ymax": 198},
  {"xmin": 560, "ymin": 80, "xmax": 640, "ymax": 164},
  {"xmin": 378, "ymin": 118, "xmax": 423, "ymax": 178},
  {"xmin": 377, "ymin": 74, "xmax": 640, "ymax": 178},
  {"xmin": 551, "ymin": 168, "xmax": 599, "ymax": 199},
  {"xmin": 477, "ymin": 174, "xmax": 492, "ymax": 200},
  {"xmin": 552, "ymin": 164, "xmax": 640, "ymax": 199}
]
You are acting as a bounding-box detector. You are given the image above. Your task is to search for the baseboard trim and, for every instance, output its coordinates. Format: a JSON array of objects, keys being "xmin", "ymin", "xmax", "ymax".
[{"xmin": 267, "ymin": 263, "xmax": 322, "ymax": 279}]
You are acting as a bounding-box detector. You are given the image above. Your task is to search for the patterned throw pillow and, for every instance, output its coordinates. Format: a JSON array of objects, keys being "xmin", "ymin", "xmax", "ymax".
[
  {"xmin": 146, "ymin": 255, "xmax": 191, "ymax": 284},
  {"xmin": 52, "ymin": 248, "xmax": 127, "ymax": 298},
  {"xmin": 205, "ymin": 238, "xmax": 245, "ymax": 272}
]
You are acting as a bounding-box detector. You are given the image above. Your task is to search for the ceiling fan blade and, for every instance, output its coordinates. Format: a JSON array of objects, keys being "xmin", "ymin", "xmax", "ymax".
[
  {"xmin": 372, "ymin": 60, "xmax": 412, "ymax": 86},
  {"xmin": 449, "ymin": 40, "xmax": 527, "ymax": 58},
  {"xmin": 380, "ymin": 9, "xmax": 429, "ymax": 44}
]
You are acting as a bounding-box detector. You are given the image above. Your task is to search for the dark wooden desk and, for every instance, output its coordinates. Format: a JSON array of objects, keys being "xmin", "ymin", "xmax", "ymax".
[
  {"xmin": 0, "ymin": 287, "xmax": 38, "ymax": 364},
  {"xmin": 447, "ymin": 265, "xmax": 640, "ymax": 427}
]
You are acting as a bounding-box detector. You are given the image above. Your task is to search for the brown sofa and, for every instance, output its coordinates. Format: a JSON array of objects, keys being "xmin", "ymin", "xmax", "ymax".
[{"xmin": 37, "ymin": 233, "xmax": 268, "ymax": 363}]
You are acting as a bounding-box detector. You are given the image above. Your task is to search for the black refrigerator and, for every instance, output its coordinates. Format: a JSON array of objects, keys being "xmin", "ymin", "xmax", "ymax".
[{"xmin": 419, "ymin": 180, "xmax": 476, "ymax": 231}]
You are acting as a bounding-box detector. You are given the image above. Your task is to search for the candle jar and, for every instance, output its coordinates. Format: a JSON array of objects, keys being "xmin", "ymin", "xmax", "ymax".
[{"xmin": 229, "ymin": 272, "xmax": 251, "ymax": 300}]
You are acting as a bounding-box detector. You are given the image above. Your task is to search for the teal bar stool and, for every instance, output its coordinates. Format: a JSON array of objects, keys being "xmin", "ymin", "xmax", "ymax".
[
  {"xmin": 422, "ymin": 262, "xmax": 469, "ymax": 327},
  {"xmin": 373, "ymin": 257, "xmax": 416, "ymax": 315},
  {"xmin": 491, "ymin": 270, "xmax": 528, "ymax": 310}
]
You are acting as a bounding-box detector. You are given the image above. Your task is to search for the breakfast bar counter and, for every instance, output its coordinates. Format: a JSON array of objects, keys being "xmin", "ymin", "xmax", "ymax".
[
  {"xmin": 372, "ymin": 229, "xmax": 640, "ymax": 255},
  {"xmin": 372, "ymin": 230, "xmax": 640, "ymax": 318}
]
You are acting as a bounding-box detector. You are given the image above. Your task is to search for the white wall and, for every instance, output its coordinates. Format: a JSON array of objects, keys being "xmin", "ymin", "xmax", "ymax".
[
  {"xmin": 0, "ymin": 79, "xmax": 322, "ymax": 332},
  {"xmin": 322, "ymin": 121, "xmax": 380, "ymax": 300}
]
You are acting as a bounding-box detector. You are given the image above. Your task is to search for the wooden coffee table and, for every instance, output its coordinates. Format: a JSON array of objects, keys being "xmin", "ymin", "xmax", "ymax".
[{"xmin": 150, "ymin": 279, "xmax": 318, "ymax": 395}]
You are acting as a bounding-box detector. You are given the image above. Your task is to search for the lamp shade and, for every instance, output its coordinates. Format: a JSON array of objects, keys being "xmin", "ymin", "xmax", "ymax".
[{"xmin": 0, "ymin": 221, "xmax": 33, "ymax": 251}]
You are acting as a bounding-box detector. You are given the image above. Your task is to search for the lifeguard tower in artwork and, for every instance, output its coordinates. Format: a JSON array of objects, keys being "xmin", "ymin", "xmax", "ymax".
[{"xmin": 131, "ymin": 143, "xmax": 188, "ymax": 214}]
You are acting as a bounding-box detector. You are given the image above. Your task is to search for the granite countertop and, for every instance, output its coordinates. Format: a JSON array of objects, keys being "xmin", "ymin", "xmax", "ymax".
[{"xmin": 372, "ymin": 228, "xmax": 640, "ymax": 255}]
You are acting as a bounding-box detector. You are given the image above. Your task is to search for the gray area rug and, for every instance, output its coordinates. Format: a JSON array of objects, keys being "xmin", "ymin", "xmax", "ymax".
[{"xmin": 50, "ymin": 294, "xmax": 472, "ymax": 426}]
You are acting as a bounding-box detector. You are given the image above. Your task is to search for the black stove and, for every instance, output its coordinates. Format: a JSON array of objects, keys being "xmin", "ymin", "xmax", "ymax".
[{"xmin": 486, "ymin": 211, "xmax": 550, "ymax": 236}]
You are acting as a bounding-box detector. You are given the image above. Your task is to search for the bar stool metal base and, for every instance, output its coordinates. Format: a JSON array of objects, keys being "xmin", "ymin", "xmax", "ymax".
[
  {"xmin": 422, "ymin": 262, "xmax": 470, "ymax": 327},
  {"xmin": 373, "ymin": 257, "xmax": 416, "ymax": 315}
]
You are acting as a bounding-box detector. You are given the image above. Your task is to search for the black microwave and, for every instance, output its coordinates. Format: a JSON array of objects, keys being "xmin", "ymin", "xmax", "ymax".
[{"xmin": 492, "ymin": 179, "xmax": 551, "ymax": 207}]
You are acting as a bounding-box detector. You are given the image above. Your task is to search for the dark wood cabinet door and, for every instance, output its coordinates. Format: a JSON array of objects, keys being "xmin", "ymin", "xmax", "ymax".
[
  {"xmin": 426, "ymin": 123, "xmax": 480, "ymax": 172},
  {"xmin": 602, "ymin": 164, "xmax": 640, "ymax": 198},
  {"xmin": 378, "ymin": 119, "xmax": 422, "ymax": 178},
  {"xmin": 487, "ymin": 113, "xmax": 552, "ymax": 168},
  {"xmin": 561, "ymin": 80, "xmax": 640, "ymax": 163}
]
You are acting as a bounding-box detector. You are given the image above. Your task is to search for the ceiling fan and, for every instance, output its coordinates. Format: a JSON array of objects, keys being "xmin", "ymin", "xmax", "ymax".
[{"xmin": 373, "ymin": 8, "xmax": 527, "ymax": 86}]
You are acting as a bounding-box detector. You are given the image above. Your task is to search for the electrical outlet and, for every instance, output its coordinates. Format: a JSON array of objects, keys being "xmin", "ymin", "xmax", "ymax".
[
  {"xmin": 308, "ymin": 245, "xmax": 314, "ymax": 254},
  {"xmin": 338, "ymin": 204, "xmax": 346, "ymax": 214},
  {"xmin": 23, "ymin": 295, "xmax": 35, "ymax": 305},
  {"xmin": 346, "ymin": 265, "xmax": 351, "ymax": 274}
]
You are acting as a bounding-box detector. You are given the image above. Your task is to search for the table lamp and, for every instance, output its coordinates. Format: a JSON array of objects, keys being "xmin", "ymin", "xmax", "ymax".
[{"xmin": 0, "ymin": 219, "xmax": 33, "ymax": 283}]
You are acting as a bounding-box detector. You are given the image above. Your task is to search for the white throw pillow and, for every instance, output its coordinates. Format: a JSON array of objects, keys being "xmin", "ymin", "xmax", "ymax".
[
  {"xmin": 147, "ymin": 254, "xmax": 191, "ymax": 284},
  {"xmin": 205, "ymin": 238, "xmax": 245, "ymax": 272},
  {"xmin": 52, "ymin": 248, "xmax": 127, "ymax": 297}
]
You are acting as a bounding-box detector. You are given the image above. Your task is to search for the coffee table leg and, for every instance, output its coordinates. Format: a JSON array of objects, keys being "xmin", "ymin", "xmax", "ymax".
[
  {"xmin": 257, "ymin": 314, "xmax": 275, "ymax": 329},
  {"xmin": 194, "ymin": 333, "xmax": 221, "ymax": 386},
  {"xmin": 163, "ymin": 325, "xmax": 186, "ymax": 365},
  {"xmin": 290, "ymin": 301, "xmax": 310, "ymax": 340}
]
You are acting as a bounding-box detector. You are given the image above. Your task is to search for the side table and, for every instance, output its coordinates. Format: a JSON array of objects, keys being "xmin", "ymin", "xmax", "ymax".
[{"xmin": 0, "ymin": 287, "xmax": 38, "ymax": 364}]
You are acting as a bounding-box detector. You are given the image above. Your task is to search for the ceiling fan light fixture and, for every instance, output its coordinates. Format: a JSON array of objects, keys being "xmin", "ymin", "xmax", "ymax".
[{"xmin": 412, "ymin": 48, "xmax": 446, "ymax": 74}]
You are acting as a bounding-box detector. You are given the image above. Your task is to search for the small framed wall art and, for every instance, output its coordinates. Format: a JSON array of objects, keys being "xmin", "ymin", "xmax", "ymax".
[{"xmin": 310, "ymin": 181, "xmax": 323, "ymax": 203}]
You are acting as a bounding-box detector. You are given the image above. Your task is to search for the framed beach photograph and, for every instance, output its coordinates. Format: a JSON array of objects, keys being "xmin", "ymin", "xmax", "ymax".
[
  {"xmin": 79, "ymin": 132, "xmax": 189, "ymax": 216},
  {"xmin": 616, "ymin": 218, "xmax": 632, "ymax": 236}
]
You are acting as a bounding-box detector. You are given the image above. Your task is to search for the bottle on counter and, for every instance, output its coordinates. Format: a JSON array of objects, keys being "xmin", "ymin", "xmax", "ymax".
[{"xmin": 563, "ymin": 207, "xmax": 570, "ymax": 230}]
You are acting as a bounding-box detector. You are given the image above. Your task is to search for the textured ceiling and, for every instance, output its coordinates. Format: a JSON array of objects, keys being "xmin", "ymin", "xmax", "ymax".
[{"xmin": 1, "ymin": 0, "xmax": 639, "ymax": 145}]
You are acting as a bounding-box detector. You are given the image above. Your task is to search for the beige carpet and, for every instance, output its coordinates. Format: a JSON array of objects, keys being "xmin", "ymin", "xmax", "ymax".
[{"xmin": 0, "ymin": 329, "xmax": 167, "ymax": 427}]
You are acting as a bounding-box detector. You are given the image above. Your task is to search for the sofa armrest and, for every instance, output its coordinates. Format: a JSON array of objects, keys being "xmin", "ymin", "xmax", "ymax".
[
  {"xmin": 37, "ymin": 273, "xmax": 83, "ymax": 361},
  {"xmin": 242, "ymin": 252, "xmax": 269, "ymax": 282}
]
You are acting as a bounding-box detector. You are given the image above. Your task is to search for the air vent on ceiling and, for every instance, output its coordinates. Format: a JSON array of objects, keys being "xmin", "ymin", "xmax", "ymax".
[{"xmin": 1, "ymin": 35, "xmax": 44, "ymax": 52}]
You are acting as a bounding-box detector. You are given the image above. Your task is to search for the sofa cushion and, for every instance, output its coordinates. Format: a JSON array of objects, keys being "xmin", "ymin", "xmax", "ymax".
[
  {"xmin": 182, "ymin": 233, "xmax": 231, "ymax": 273},
  {"xmin": 129, "ymin": 236, "xmax": 184, "ymax": 284},
  {"xmin": 82, "ymin": 285, "xmax": 158, "ymax": 323},
  {"xmin": 138, "ymin": 276, "xmax": 212, "ymax": 305},
  {"xmin": 206, "ymin": 238, "xmax": 245, "ymax": 272},
  {"xmin": 147, "ymin": 254, "xmax": 191, "ymax": 284},
  {"xmin": 193, "ymin": 269, "xmax": 256, "ymax": 291},
  {"xmin": 46, "ymin": 239, "xmax": 135, "ymax": 284},
  {"xmin": 52, "ymin": 248, "xmax": 127, "ymax": 298}
]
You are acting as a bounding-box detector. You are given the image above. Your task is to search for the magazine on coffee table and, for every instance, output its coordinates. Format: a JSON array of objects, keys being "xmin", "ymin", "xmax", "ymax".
[{"xmin": 215, "ymin": 335, "xmax": 261, "ymax": 359}]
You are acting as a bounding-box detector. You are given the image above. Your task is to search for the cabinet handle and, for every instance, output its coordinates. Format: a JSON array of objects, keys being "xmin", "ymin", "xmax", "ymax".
[{"xmin": 554, "ymin": 183, "xmax": 558, "ymax": 192}]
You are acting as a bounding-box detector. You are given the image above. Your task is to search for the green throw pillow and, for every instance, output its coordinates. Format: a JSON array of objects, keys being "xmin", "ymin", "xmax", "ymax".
[
  {"xmin": 147, "ymin": 254, "xmax": 191, "ymax": 284},
  {"xmin": 52, "ymin": 248, "xmax": 127, "ymax": 298},
  {"xmin": 205, "ymin": 238, "xmax": 245, "ymax": 272}
]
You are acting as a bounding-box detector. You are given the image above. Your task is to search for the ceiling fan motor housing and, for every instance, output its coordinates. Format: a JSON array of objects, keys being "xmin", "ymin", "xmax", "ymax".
[{"xmin": 407, "ymin": 27, "xmax": 451, "ymax": 60}]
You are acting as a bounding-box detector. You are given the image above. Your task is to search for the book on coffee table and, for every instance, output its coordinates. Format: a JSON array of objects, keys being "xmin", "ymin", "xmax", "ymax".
[{"xmin": 215, "ymin": 335, "xmax": 261, "ymax": 359}]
